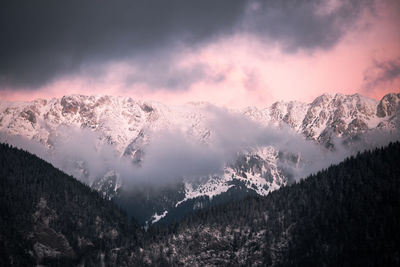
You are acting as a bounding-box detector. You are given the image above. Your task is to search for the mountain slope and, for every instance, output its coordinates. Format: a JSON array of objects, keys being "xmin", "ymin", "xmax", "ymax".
[
  {"xmin": 142, "ymin": 142, "xmax": 400, "ymax": 266},
  {"xmin": 1, "ymin": 141, "xmax": 399, "ymax": 266},
  {"xmin": 0, "ymin": 143, "xmax": 142, "ymax": 266}
]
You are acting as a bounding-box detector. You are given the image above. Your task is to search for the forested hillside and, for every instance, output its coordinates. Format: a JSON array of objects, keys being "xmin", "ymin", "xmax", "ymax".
[
  {"xmin": 143, "ymin": 142, "xmax": 400, "ymax": 266},
  {"xmin": 1, "ymin": 142, "xmax": 399, "ymax": 266},
  {"xmin": 0, "ymin": 143, "xmax": 142, "ymax": 266}
]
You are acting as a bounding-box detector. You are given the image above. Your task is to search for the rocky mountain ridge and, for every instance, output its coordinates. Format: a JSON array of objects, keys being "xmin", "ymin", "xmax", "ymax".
[{"xmin": 1, "ymin": 92, "xmax": 399, "ymax": 223}]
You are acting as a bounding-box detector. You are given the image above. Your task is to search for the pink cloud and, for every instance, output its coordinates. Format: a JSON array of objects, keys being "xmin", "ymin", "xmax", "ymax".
[{"xmin": 1, "ymin": 0, "xmax": 399, "ymax": 107}]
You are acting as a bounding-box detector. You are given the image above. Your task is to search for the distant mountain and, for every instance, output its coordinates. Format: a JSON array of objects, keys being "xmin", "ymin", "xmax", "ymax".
[
  {"xmin": 0, "ymin": 93, "xmax": 399, "ymax": 223},
  {"xmin": 142, "ymin": 142, "xmax": 400, "ymax": 266},
  {"xmin": 0, "ymin": 143, "xmax": 142, "ymax": 266}
]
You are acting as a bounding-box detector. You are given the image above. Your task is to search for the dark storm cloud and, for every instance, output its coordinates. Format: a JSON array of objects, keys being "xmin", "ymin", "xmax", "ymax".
[
  {"xmin": 244, "ymin": 0, "xmax": 374, "ymax": 52},
  {"xmin": 0, "ymin": 0, "xmax": 247, "ymax": 89},
  {"xmin": 363, "ymin": 58, "xmax": 400, "ymax": 91},
  {"xmin": 0, "ymin": 0, "xmax": 374, "ymax": 89}
]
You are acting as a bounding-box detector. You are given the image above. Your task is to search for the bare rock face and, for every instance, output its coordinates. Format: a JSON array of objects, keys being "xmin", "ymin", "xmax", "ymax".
[
  {"xmin": 301, "ymin": 94, "xmax": 333, "ymax": 139},
  {"xmin": 123, "ymin": 129, "xmax": 147, "ymax": 164},
  {"xmin": 141, "ymin": 103, "xmax": 154, "ymax": 113},
  {"xmin": 20, "ymin": 109, "xmax": 37, "ymax": 124},
  {"xmin": 346, "ymin": 118, "xmax": 368, "ymax": 135},
  {"xmin": 282, "ymin": 101, "xmax": 309, "ymax": 130},
  {"xmin": 31, "ymin": 198, "xmax": 75, "ymax": 261},
  {"xmin": 377, "ymin": 93, "xmax": 400, "ymax": 118},
  {"xmin": 61, "ymin": 95, "xmax": 80, "ymax": 115},
  {"xmin": 269, "ymin": 102, "xmax": 287, "ymax": 122}
]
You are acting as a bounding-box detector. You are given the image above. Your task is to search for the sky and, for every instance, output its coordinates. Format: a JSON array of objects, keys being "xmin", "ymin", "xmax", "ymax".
[{"xmin": 0, "ymin": 0, "xmax": 399, "ymax": 107}]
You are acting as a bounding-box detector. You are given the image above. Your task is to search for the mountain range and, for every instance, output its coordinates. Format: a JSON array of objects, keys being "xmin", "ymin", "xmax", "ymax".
[{"xmin": 1, "ymin": 92, "xmax": 399, "ymax": 223}]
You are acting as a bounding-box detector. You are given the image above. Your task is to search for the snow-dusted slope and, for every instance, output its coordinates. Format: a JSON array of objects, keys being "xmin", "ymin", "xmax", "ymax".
[
  {"xmin": 1, "ymin": 93, "xmax": 399, "ymax": 223},
  {"xmin": 246, "ymin": 93, "xmax": 397, "ymax": 142}
]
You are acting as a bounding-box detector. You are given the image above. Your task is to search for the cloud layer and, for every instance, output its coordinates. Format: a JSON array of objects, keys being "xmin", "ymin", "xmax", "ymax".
[
  {"xmin": 363, "ymin": 58, "xmax": 400, "ymax": 91},
  {"xmin": 2, "ymin": 105, "xmax": 398, "ymax": 189},
  {"xmin": 0, "ymin": 0, "xmax": 379, "ymax": 90}
]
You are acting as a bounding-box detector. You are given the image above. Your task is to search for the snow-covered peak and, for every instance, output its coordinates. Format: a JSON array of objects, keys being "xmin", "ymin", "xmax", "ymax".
[{"xmin": 1, "ymin": 92, "xmax": 396, "ymax": 151}]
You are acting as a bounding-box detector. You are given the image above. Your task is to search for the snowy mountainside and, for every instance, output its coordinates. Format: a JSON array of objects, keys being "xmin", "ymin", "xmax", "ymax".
[{"xmin": 0, "ymin": 92, "xmax": 399, "ymax": 223}]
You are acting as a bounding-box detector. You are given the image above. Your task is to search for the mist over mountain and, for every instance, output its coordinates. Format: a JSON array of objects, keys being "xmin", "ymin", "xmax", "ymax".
[
  {"xmin": 1, "ymin": 0, "xmax": 399, "ymax": 265},
  {"xmin": 142, "ymin": 142, "xmax": 400, "ymax": 266},
  {"xmin": 1, "ymin": 92, "xmax": 399, "ymax": 223},
  {"xmin": 1, "ymin": 139, "xmax": 399, "ymax": 266}
]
